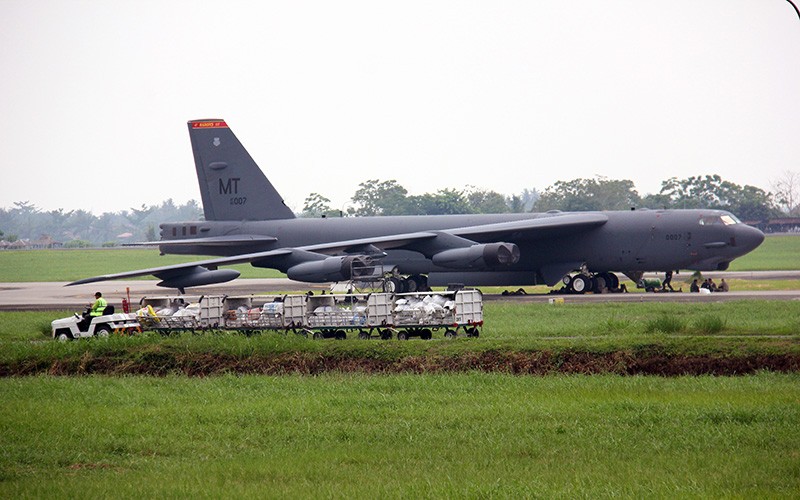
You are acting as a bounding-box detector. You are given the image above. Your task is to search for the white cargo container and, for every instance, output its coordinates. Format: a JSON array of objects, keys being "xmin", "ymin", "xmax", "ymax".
[
  {"xmin": 306, "ymin": 293, "xmax": 394, "ymax": 339},
  {"xmin": 392, "ymin": 289, "xmax": 483, "ymax": 339},
  {"xmin": 131, "ymin": 289, "xmax": 483, "ymax": 341}
]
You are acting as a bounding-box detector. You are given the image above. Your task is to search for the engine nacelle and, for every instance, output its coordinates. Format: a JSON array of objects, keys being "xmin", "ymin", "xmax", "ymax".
[
  {"xmin": 432, "ymin": 242, "xmax": 520, "ymax": 270},
  {"xmin": 157, "ymin": 267, "xmax": 240, "ymax": 289},
  {"xmin": 287, "ymin": 255, "xmax": 372, "ymax": 282}
]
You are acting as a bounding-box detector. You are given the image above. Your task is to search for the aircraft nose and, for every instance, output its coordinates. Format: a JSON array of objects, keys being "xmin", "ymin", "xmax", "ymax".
[{"xmin": 735, "ymin": 224, "xmax": 765, "ymax": 253}]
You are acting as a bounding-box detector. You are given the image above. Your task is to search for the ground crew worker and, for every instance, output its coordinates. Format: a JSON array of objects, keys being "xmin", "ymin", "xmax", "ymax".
[
  {"xmin": 78, "ymin": 292, "xmax": 107, "ymax": 331},
  {"xmin": 90, "ymin": 292, "xmax": 107, "ymax": 316}
]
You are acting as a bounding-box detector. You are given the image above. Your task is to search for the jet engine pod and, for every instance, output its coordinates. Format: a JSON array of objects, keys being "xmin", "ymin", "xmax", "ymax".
[
  {"xmin": 156, "ymin": 267, "xmax": 240, "ymax": 289},
  {"xmin": 432, "ymin": 242, "xmax": 520, "ymax": 270},
  {"xmin": 286, "ymin": 255, "xmax": 372, "ymax": 282}
]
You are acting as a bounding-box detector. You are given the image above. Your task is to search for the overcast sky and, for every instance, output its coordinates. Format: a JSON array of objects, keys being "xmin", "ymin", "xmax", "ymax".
[{"xmin": 1, "ymin": 0, "xmax": 798, "ymax": 214}]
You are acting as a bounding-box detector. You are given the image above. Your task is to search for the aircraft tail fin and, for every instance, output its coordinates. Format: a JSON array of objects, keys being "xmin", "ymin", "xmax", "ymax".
[{"xmin": 187, "ymin": 119, "xmax": 295, "ymax": 221}]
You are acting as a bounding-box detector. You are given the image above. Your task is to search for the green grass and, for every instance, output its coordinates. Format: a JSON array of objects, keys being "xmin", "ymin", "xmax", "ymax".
[
  {"xmin": 728, "ymin": 234, "xmax": 800, "ymax": 271},
  {"xmin": 7, "ymin": 301, "xmax": 800, "ymax": 343},
  {"xmin": 1, "ymin": 373, "xmax": 798, "ymax": 497},
  {"xmin": 3, "ymin": 301, "xmax": 798, "ymax": 375}
]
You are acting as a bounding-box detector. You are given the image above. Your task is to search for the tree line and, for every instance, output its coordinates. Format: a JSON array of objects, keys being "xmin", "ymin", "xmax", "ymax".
[
  {"xmin": 0, "ymin": 200, "xmax": 202, "ymax": 247},
  {"xmin": 2, "ymin": 171, "xmax": 797, "ymax": 246},
  {"xmin": 304, "ymin": 172, "xmax": 799, "ymax": 221}
]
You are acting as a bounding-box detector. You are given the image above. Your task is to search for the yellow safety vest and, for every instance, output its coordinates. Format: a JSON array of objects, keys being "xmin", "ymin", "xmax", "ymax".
[{"xmin": 90, "ymin": 297, "xmax": 107, "ymax": 316}]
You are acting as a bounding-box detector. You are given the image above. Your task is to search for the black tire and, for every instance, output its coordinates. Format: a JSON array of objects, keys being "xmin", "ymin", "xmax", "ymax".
[
  {"xmin": 592, "ymin": 275, "xmax": 607, "ymax": 293},
  {"xmin": 95, "ymin": 325, "xmax": 112, "ymax": 338},
  {"xmin": 409, "ymin": 274, "xmax": 429, "ymax": 292},
  {"xmin": 397, "ymin": 331, "xmax": 409, "ymax": 341},
  {"xmin": 444, "ymin": 330, "xmax": 456, "ymax": 339},
  {"xmin": 55, "ymin": 329, "xmax": 73, "ymax": 341},
  {"xmin": 602, "ymin": 272, "xmax": 620, "ymax": 290},
  {"xmin": 404, "ymin": 277, "xmax": 418, "ymax": 293},
  {"xmin": 380, "ymin": 329, "xmax": 393, "ymax": 340},
  {"xmin": 421, "ymin": 329, "xmax": 432, "ymax": 340},
  {"xmin": 386, "ymin": 277, "xmax": 406, "ymax": 294},
  {"xmin": 358, "ymin": 330, "xmax": 370, "ymax": 340},
  {"xmin": 570, "ymin": 274, "xmax": 591, "ymax": 294},
  {"xmin": 312, "ymin": 332, "xmax": 324, "ymax": 340},
  {"xmin": 335, "ymin": 330, "xmax": 347, "ymax": 340}
]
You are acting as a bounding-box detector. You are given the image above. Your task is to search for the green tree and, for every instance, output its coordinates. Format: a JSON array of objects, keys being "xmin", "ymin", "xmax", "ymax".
[
  {"xmin": 534, "ymin": 177, "xmax": 641, "ymax": 212},
  {"xmin": 350, "ymin": 179, "xmax": 410, "ymax": 216},
  {"xmin": 653, "ymin": 175, "xmax": 777, "ymax": 220},
  {"xmin": 466, "ymin": 188, "xmax": 510, "ymax": 214},
  {"xmin": 407, "ymin": 189, "xmax": 473, "ymax": 215},
  {"xmin": 301, "ymin": 193, "xmax": 340, "ymax": 218}
]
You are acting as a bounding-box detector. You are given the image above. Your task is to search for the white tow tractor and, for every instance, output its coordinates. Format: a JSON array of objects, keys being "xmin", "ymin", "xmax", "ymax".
[{"xmin": 51, "ymin": 305, "xmax": 140, "ymax": 341}]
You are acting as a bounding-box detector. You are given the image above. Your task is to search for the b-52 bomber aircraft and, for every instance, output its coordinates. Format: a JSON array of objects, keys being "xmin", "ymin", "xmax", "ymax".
[{"xmin": 70, "ymin": 119, "xmax": 765, "ymax": 293}]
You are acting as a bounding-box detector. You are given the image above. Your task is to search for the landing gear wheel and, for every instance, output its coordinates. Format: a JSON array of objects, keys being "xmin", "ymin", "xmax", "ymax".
[
  {"xmin": 386, "ymin": 277, "xmax": 406, "ymax": 293},
  {"xmin": 409, "ymin": 274, "xmax": 429, "ymax": 292},
  {"xmin": 404, "ymin": 277, "xmax": 418, "ymax": 293},
  {"xmin": 95, "ymin": 325, "xmax": 111, "ymax": 338},
  {"xmin": 591, "ymin": 275, "xmax": 607, "ymax": 293},
  {"xmin": 570, "ymin": 274, "xmax": 591, "ymax": 294},
  {"xmin": 600, "ymin": 272, "xmax": 619, "ymax": 290}
]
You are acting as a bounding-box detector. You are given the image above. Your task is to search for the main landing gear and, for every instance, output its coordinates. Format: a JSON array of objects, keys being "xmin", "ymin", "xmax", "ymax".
[
  {"xmin": 384, "ymin": 274, "xmax": 431, "ymax": 294},
  {"xmin": 560, "ymin": 272, "xmax": 622, "ymax": 294}
]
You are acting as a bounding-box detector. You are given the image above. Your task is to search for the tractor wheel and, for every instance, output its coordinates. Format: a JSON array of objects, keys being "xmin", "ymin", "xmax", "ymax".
[{"xmin": 95, "ymin": 325, "xmax": 111, "ymax": 338}]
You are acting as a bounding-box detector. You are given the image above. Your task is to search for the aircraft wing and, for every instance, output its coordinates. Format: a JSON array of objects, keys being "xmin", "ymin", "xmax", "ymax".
[
  {"xmin": 447, "ymin": 212, "xmax": 609, "ymax": 241},
  {"xmin": 298, "ymin": 213, "xmax": 609, "ymax": 254},
  {"xmin": 69, "ymin": 212, "xmax": 608, "ymax": 289}
]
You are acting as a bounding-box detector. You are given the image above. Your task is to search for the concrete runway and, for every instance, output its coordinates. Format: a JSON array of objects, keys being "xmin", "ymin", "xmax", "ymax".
[{"xmin": 1, "ymin": 271, "xmax": 798, "ymax": 311}]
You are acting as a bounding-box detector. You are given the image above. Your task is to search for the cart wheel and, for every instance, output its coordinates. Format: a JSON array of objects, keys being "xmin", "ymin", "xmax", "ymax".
[
  {"xmin": 444, "ymin": 329, "xmax": 456, "ymax": 339},
  {"xmin": 55, "ymin": 329, "xmax": 73, "ymax": 342},
  {"xmin": 467, "ymin": 327, "xmax": 480, "ymax": 338},
  {"xmin": 380, "ymin": 329, "xmax": 393, "ymax": 340},
  {"xmin": 397, "ymin": 331, "xmax": 409, "ymax": 341},
  {"xmin": 358, "ymin": 330, "xmax": 370, "ymax": 340},
  {"xmin": 335, "ymin": 330, "xmax": 347, "ymax": 340},
  {"xmin": 313, "ymin": 332, "xmax": 323, "ymax": 340},
  {"xmin": 421, "ymin": 328, "xmax": 432, "ymax": 340}
]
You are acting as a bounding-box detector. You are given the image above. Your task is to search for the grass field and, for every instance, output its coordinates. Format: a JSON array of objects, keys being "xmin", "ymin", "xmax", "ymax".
[
  {"xmin": 2, "ymin": 236, "xmax": 798, "ymax": 496},
  {"xmin": 728, "ymin": 234, "xmax": 800, "ymax": 271},
  {"xmin": 1, "ymin": 373, "xmax": 798, "ymax": 497},
  {"xmin": 0, "ymin": 233, "xmax": 797, "ymax": 282},
  {"xmin": 2, "ymin": 301, "xmax": 798, "ymax": 377}
]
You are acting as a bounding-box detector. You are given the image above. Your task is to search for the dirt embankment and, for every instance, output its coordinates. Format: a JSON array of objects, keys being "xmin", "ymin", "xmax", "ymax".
[{"xmin": 3, "ymin": 350, "xmax": 799, "ymax": 377}]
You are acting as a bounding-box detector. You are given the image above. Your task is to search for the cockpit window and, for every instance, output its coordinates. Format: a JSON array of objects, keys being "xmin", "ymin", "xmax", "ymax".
[
  {"xmin": 699, "ymin": 214, "xmax": 739, "ymax": 226},
  {"xmin": 720, "ymin": 214, "xmax": 739, "ymax": 225}
]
